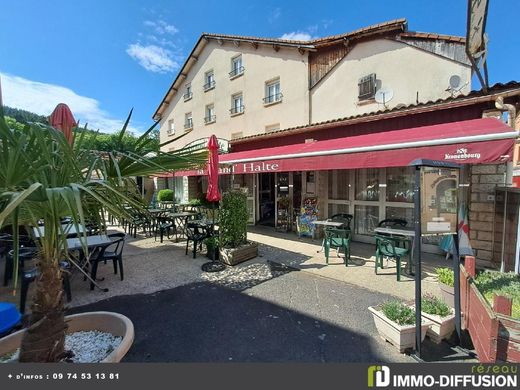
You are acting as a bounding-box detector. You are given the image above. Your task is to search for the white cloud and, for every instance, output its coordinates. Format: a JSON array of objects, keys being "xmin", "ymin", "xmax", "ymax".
[
  {"xmin": 269, "ymin": 7, "xmax": 281, "ymax": 23},
  {"xmin": 280, "ymin": 31, "xmax": 313, "ymax": 41},
  {"xmin": 126, "ymin": 44, "xmax": 179, "ymax": 73},
  {"xmin": 143, "ymin": 20, "xmax": 178, "ymax": 35},
  {"xmin": 0, "ymin": 72, "xmax": 134, "ymax": 133}
]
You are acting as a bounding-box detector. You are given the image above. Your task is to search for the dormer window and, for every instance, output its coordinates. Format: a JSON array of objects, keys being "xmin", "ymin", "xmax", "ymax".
[
  {"xmin": 203, "ymin": 71, "xmax": 215, "ymax": 91},
  {"xmin": 358, "ymin": 73, "xmax": 376, "ymax": 100},
  {"xmin": 229, "ymin": 55, "xmax": 244, "ymax": 79}
]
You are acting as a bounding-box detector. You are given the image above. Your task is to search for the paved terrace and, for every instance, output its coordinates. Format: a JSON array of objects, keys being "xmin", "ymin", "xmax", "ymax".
[{"xmin": 1, "ymin": 225, "xmax": 465, "ymax": 362}]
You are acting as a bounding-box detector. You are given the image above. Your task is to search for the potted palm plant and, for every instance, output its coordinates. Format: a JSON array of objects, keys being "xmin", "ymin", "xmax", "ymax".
[
  {"xmin": 368, "ymin": 300, "xmax": 431, "ymax": 353},
  {"xmin": 218, "ymin": 191, "xmax": 258, "ymax": 266},
  {"xmin": 0, "ymin": 109, "xmax": 207, "ymax": 362}
]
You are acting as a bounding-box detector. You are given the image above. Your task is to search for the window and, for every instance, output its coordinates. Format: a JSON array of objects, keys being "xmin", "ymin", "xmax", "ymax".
[
  {"xmin": 355, "ymin": 168, "xmax": 379, "ymax": 201},
  {"xmin": 167, "ymin": 119, "xmax": 175, "ymax": 136},
  {"xmin": 358, "ymin": 73, "xmax": 376, "ymax": 100},
  {"xmin": 328, "ymin": 170, "xmax": 350, "ymax": 200},
  {"xmin": 229, "ymin": 55, "xmax": 244, "ymax": 78},
  {"xmin": 203, "ymin": 71, "xmax": 215, "ymax": 91},
  {"xmin": 386, "ymin": 167, "xmax": 414, "ymax": 203},
  {"xmin": 263, "ymin": 79, "xmax": 282, "ymax": 104},
  {"xmin": 204, "ymin": 104, "xmax": 216, "ymax": 124},
  {"xmin": 265, "ymin": 123, "xmax": 280, "ymax": 133},
  {"xmin": 183, "ymin": 83, "xmax": 192, "ymax": 100},
  {"xmin": 230, "ymin": 93, "xmax": 244, "ymax": 115},
  {"xmin": 184, "ymin": 112, "xmax": 193, "ymax": 130},
  {"xmin": 231, "ymin": 131, "xmax": 243, "ymax": 140}
]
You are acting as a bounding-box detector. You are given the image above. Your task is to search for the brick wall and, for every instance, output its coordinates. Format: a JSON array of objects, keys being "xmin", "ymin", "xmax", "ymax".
[{"xmin": 469, "ymin": 164, "xmax": 507, "ymax": 267}]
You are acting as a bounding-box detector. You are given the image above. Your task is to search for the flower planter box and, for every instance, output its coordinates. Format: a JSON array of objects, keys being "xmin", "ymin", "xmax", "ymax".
[
  {"xmin": 219, "ymin": 241, "xmax": 258, "ymax": 266},
  {"xmin": 439, "ymin": 283, "xmax": 455, "ymax": 308},
  {"xmin": 0, "ymin": 311, "xmax": 134, "ymax": 363},
  {"xmin": 460, "ymin": 259, "xmax": 520, "ymax": 363},
  {"xmin": 421, "ymin": 310, "xmax": 455, "ymax": 344},
  {"xmin": 368, "ymin": 306, "xmax": 431, "ymax": 353}
]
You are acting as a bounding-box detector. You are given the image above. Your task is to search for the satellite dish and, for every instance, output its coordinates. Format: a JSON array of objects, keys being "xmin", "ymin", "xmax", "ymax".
[
  {"xmin": 375, "ymin": 87, "xmax": 394, "ymax": 105},
  {"xmin": 449, "ymin": 75, "xmax": 461, "ymax": 89}
]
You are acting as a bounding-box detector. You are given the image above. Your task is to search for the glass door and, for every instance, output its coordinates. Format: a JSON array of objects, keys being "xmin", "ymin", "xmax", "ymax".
[{"xmin": 232, "ymin": 174, "xmax": 256, "ymax": 224}]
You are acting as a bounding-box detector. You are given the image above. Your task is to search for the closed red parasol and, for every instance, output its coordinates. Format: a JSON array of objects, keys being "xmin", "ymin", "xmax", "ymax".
[
  {"xmin": 49, "ymin": 103, "xmax": 76, "ymax": 145},
  {"xmin": 206, "ymin": 135, "xmax": 221, "ymax": 202}
]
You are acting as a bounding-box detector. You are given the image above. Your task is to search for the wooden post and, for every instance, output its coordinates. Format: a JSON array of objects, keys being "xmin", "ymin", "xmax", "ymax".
[
  {"xmin": 465, "ymin": 256, "xmax": 476, "ymax": 278},
  {"xmin": 493, "ymin": 294, "xmax": 513, "ymax": 317}
]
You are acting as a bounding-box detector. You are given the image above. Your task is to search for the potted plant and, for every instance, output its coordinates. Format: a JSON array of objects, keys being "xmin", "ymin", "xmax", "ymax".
[
  {"xmin": 436, "ymin": 267, "xmax": 455, "ymax": 308},
  {"xmin": 368, "ymin": 300, "xmax": 431, "ymax": 353},
  {"xmin": 0, "ymin": 109, "xmax": 207, "ymax": 362},
  {"xmin": 204, "ymin": 236, "xmax": 219, "ymax": 260},
  {"xmin": 218, "ymin": 191, "xmax": 258, "ymax": 266},
  {"xmin": 421, "ymin": 293, "xmax": 455, "ymax": 343}
]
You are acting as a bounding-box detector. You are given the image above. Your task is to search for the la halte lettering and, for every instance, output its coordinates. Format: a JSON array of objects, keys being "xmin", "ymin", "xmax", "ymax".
[{"xmin": 242, "ymin": 162, "xmax": 279, "ymax": 172}]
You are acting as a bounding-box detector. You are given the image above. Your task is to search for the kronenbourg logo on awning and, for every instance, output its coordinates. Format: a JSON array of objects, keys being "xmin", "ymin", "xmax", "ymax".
[
  {"xmin": 444, "ymin": 147, "xmax": 481, "ymax": 161},
  {"xmin": 368, "ymin": 365, "xmax": 391, "ymax": 387}
]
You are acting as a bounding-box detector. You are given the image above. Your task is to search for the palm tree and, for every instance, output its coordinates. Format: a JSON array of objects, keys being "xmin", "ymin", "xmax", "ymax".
[{"xmin": 0, "ymin": 110, "xmax": 206, "ymax": 362}]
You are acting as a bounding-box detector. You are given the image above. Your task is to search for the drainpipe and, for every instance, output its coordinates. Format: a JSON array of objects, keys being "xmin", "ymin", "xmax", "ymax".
[{"xmin": 495, "ymin": 96, "xmax": 518, "ymax": 185}]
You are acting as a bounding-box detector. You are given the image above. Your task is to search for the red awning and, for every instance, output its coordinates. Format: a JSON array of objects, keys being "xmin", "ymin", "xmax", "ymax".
[{"xmin": 173, "ymin": 118, "xmax": 517, "ymax": 176}]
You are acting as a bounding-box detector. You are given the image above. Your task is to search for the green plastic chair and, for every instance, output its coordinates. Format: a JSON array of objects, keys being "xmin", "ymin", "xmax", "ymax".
[
  {"xmin": 374, "ymin": 234, "xmax": 411, "ymax": 281},
  {"xmin": 324, "ymin": 228, "xmax": 351, "ymax": 266}
]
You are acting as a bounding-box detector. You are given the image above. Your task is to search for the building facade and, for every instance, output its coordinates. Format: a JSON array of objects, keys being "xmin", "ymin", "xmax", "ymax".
[{"xmin": 153, "ymin": 19, "xmax": 520, "ymax": 267}]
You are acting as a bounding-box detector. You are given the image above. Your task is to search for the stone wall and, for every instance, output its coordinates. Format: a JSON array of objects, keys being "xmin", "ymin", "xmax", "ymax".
[{"xmin": 469, "ymin": 163, "xmax": 507, "ymax": 267}]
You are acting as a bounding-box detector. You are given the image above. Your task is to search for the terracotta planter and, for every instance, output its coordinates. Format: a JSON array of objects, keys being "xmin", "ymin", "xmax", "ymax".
[
  {"xmin": 439, "ymin": 283, "xmax": 455, "ymax": 308},
  {"xmin": 421, "ymin": 310, "xmax": 455, "ymax": 344},
  {"xmin": 219, "ymin": 241, "xmax": 258, "ymax": 266},
  {"xmin": 0, "ymin": 311, "xmax": 134, "ymax": 363},
  {"xmin": 368, "ymin": 306, "xmax": 431, "ymax": 353}
]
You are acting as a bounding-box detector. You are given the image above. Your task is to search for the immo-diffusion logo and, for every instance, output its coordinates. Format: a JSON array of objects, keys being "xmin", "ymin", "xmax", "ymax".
[{"xmin": 368, "ymin": 365, "xmax": 390, "ymax": 387}]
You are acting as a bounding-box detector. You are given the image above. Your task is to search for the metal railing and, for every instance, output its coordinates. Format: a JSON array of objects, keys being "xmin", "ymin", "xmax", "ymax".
[
  {"xmin": 203, "ymin": 80, "xmax": 216, "ymax": 91},
  {"xmin": 183, "ymin": 91, "xmax": 193, "ymax": 100},
  {"xmin": 229, "ymin": 105, "xmax": 245, "ymax": 115},
  {"xmin": 184, "ymin": 119, "xmax": 193, "ymax": 129},
  {"xmin": 263, "ymin": 92, "xmax": 283, "ymax": 104},
  {"xmin": 204, "ymin": 115, "xmax": 216, "ymax": 124},
  {"xmin": 229, "ymin": 66, "xmax": 245, "ymax": 78}
]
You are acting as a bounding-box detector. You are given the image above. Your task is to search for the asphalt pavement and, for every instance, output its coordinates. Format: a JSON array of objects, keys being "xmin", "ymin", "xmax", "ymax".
[{"xmin": 70, "ymin": 262, "xmax": 418, "ymax": 362}]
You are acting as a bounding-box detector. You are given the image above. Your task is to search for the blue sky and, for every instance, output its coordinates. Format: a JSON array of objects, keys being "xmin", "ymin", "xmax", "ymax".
[{"xmin": 0, "ymin": 0, "xmax": 518, "ymax": 133}]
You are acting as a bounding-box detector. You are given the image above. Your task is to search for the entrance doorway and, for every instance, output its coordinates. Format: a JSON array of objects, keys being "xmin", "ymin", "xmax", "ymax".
[{"xmin": 258, "ymin": 172, "xmax": 275, "ymax": 226}]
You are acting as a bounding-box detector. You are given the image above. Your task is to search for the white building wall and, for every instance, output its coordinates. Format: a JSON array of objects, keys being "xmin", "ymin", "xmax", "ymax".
[
  {"xmin": 160, "ymin": 41, "xmax": 309, "ymax": 151},
  {"xmin": 310, "ymin": 39, "xmax": 472, "ymax": 123}
]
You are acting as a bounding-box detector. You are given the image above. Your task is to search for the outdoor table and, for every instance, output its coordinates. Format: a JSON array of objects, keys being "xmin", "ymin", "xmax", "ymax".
[
  {"xmin": 166, "ymin": 212, "xmax": 198, "ymax": 241},
  {"xmin": 32, "ymin": 223, "xmax": 87, "ymax": 238},
  {"xmin": 374, "ymin": 227, "xmax": 415, "ymax": 275},
  {"xmin": 66, "ymin": 234, "xmax": 113, "ymax": 251},
  {"xmin": 66, "ymin": 234, "xmax": 114, "ymax": 292}
]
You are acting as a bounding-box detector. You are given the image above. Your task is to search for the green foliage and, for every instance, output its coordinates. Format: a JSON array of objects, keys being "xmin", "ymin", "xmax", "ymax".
[
  {"xmin": 436, "ymin": 267, "xmax": 454, "ymax": 287},
  {"xmin": 157, "ymin": 189, "xmax": 174, "ymax": 201},
  {"xmin": 0, "ymin": 107, "xmax": 208, "ymax": 362},
  {"xmin": 5, "ymin": 116, "xmax": 25, "ymax": 132},
  {"xmin": 204, "ymin": 236, "xmax": 218, "ymax": 249},
  {"xmin": 188, "ymin": 198, "xmax": 202, "ymax": 206},
  {"xmin": 3, "ymin": 106, "xmax": 48, "ymax": 124},
  {"xmin": 218, "ymin": 191, "xmax": 248, "ymax": 248},
  {"xmin": 421, "ymin": 293, "xmax": 451, "ymax": 317},
  {"xmin": 381, "ymin": 300, "xmax": 416, "ymax": 325},
  {"xmin": 475, "ymin": 271, "xmax": 520, "ymax": 319}
]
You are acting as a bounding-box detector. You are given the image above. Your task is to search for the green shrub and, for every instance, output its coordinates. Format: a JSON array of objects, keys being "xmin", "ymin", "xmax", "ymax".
[
  {"xmin": 474, "ymin": 271, "xmax": 520, "ymax": 319},
  {"xmin": 188, "ymin": 198, "xmax": 202, "ymax": 206},
  {"xmin": 157, "ymin": 189, "xmax": 174, "ymax": 202},
  {"xmin": 219, "ymin": 190, "xmax": 248, "ymax": 248},
  {"xmin": 421, "ymin": 293, "xmax": 451, "ymax": 317},
  {"xmin": 436, "ymin": 267, "xmax": 454, "ymax": 287},
  {"xmin": 381, "ymin": 300, "xmax": 415, "ymax": 325}
]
